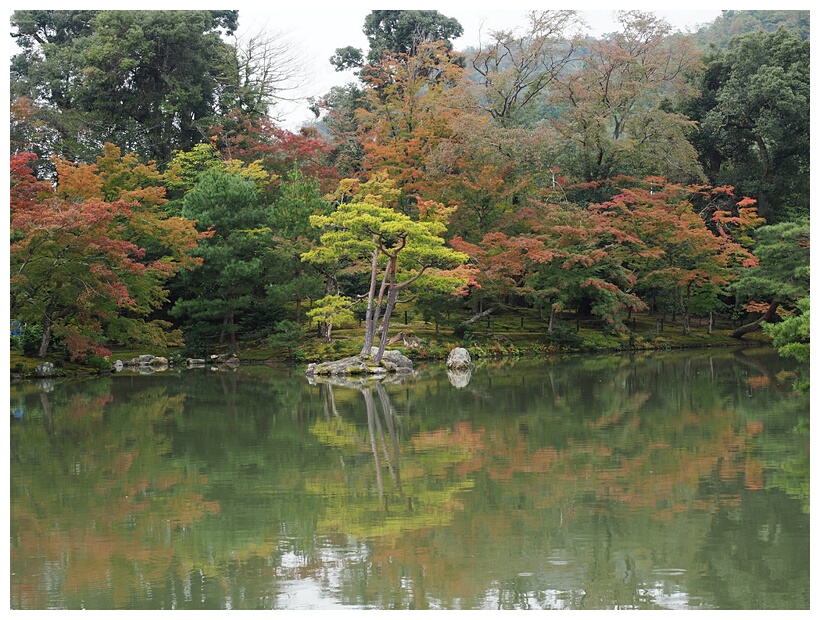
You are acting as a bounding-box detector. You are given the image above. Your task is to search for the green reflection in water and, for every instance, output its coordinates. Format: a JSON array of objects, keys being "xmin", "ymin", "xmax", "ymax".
[{"xmin": 9, "ymin": 348, "xmax": 809, "ymax": 609}]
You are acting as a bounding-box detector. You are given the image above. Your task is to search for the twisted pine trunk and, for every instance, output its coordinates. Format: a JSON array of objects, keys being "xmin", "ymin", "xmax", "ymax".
[{"xmin": 731, "ymin": 301, "xmax": 779, "ymax": 339}]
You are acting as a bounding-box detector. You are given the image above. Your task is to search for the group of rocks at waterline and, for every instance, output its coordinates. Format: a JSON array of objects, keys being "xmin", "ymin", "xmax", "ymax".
[
  {"xmin": 23, "ymin": 347, "xmax": 471, "ymax": 380},
  {"xmin": 111, "ymin": 353, "xmax": 240, "ymax": 373},
  {"xmin": 305, "ymin": 346, "xmax": 473, "ymax": 376}
]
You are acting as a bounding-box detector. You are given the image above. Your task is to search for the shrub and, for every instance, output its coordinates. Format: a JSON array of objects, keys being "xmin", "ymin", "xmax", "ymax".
[{"xmin": 11, "ymin": 323, "xmax": 43, "ymax": 357}]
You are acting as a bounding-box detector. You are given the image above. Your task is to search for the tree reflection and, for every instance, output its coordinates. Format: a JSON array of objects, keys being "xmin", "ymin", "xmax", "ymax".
[
  {"xmin": 9, "ymin": 350, "xmax": 810, "ymax": 610},
  {"xmin": 308, "ymin": 376, "xmax": 475, "ymax": 543}
]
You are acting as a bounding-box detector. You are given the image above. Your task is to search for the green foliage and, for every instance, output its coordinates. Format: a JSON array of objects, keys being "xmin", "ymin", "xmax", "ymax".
[
  {"xmin": 329, "ymin": 46, "xmax": 365, "ymax": 72},
  {"xmin": 694, "ymin": 10, "xmax": 809, "ymax": 49},
  {"xmin": 303, "ymin": 172, "xmax": 469, "ymax": 356},
  {"xmin": 543, "ymin": 323, "xmax": 584, "ymax": 349},
  {"xmin": 267, "ymin": 320, "xmax": 304, "ymax": 357},
  {"xmin": 689, "ymin": 28, "xmax": 810, "ymax": 222},
  {"xmin": 732, "ymin": 219, "xmax": 810, "ymax": 308},
  {"xmin": 764, "ymin": 297, "xmax": 809, "ymax": 392},
  {"xmin": 171, "ymin": 168, "xmax": 281, "ymax": 348},
  {"xmin": 305, "ymin": 295, "xmax": 355, "ymax": 342},
  {"xmin": 9, "ymin": 10, "xmax": 812, "ymax": 365},
  {"xmin": 10, "ymin": 323, "xmax": 43, "ymax": 357},
  {"xmin": 362, "ymin": 10, "xmax": 463, "ymax": 64},
  {"xmin": 10, "ymin": 10, "xmax": 240, "ymax": 165}
]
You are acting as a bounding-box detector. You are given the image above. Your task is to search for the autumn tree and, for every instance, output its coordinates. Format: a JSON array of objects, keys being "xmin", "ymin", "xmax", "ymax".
[
  {"xmin": 355, "ymin": 40, "xmax": 465, "ymax": 210},
  {"xmin": 10, "ymin": 150, "xmax": 201, "ymax": 359},
  {"xmin": 206, "ymin": 110, "xmax": 337, "ymax": 190},
  {"xmin": 548, "ymin": 11, "xmax": 704, "ymax": 183},
  {"xmin": 302, "ymin": 173, "xmax": 468, "ymax": 363},
  {"xmin": 467, "ymin": 10, "xmax": 582, "ymax": 127},
  {"xmin": 586, "ymin": 179, "xmax": 760, "ymax": 334}
]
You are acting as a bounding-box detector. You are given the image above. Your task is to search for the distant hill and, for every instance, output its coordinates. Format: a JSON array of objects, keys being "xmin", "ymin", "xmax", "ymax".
[{"xmin": 694, "ymin": 10, "xmax": 809, "ymax": 50}]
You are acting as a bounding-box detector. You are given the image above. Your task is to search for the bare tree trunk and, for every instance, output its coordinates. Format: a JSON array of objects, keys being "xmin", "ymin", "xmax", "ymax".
[{"xmin": 465, "ymin": 306, "xmax": 495, "ymax": 325}]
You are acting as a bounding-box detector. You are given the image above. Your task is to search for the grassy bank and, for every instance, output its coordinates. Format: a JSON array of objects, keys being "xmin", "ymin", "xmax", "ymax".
[{"xmin": 10, "ymin": 308, "xmax": 772, "ymax": 380}]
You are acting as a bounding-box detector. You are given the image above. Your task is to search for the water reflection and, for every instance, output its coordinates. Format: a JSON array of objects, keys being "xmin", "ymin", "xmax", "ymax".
[
  {"xmin": 9, "ymin": 349, "xmax": 810, "ymax": 609},
  {"xmin": 447, "ymin": 369, "xmax": 471, "ymax": 388}
]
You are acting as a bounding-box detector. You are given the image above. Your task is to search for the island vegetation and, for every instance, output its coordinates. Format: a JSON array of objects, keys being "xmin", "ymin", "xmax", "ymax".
[{"xmin": 9, "ymin": 9, "xmax": 809, "ymax": 380}]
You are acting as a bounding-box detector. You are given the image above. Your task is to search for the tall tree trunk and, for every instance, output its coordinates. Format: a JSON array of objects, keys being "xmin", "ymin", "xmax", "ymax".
[
  {"xmin": 374, "ymin": 272, "xmax": 400, "ymax": 364},
  {"xmin": 680, "ymin": 288, "xmax": 691, "ymax": 335},
  {"xmin": 360, "ymin": 247, "xmax": 381, "ymax": 357},
  {"xmin": 732, "ymin": 301, "xmax": 780, "ymax": 339},
  {"xmin": 38, "ymin": 314, "xmax": 53, "ymax": 358},
  {"xmin": 227, "ymin": 307, "xmax": 236, "ymax": 351}
]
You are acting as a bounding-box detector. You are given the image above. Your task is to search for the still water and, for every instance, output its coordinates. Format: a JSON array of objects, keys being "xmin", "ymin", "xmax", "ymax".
[{"xmin": 9, "ymin": 348, "xmax": 809, "ymax": 610}]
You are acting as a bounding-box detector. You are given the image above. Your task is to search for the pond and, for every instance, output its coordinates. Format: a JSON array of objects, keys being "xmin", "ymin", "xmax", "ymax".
[{"xmin": 9, "ymin": 347, "xmax": 809, "ymax": 610}]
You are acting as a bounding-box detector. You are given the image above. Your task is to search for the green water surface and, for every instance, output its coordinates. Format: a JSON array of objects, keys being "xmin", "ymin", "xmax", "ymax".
[{"xmin": 9, "ymin": 348, "xmax": 810, "ymax": 609}]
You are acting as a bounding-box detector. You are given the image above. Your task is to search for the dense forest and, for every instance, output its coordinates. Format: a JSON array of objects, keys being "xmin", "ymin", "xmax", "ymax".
[{"xmin": 8, "ymin": 9, "xmax": 810, "ymax": 370}]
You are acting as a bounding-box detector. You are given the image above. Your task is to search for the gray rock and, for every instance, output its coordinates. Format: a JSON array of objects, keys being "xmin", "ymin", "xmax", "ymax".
[
  {"xmin": 138, "ymin": 354, "xmax": 155, "ymax": 365},
  {"xmin": 446, "ymin": 347, "xmax": 472, "ymax": 370},
  {"xmin": 187, "ymin": 358, "xmax": 206, "ymax": 367},
  {"xmin": 150, "ymin": 356, "xmax": 169, "ymax": 367},
  {"xmin": 112, "ymin": 360, "xmax": 124, "ymax": 372},
  {"xmin": 371, "ymin": 347, "xmax": 413, "ymax": 369},
  {"xmin": 33, "ymin": 362, "xmax": 56, "ymax": 378}
]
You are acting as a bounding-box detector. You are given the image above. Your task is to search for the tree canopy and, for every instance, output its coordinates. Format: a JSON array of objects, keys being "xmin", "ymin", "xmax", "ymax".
[{"xmin": 8, "ymin": 9, "xmax": 810, "ymax": 363}]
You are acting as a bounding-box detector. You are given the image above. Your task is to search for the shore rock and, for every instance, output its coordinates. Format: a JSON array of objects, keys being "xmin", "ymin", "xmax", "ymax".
[
  {"xmin": 446, "ymin": 347, "xmax": 472, "ymax": 370},
  {"xmin": 33, "ymin": 362, "xmax": 56, "ymax": 378},
  {"xmin": 371, "ymin": 347, "xmax": 413, "ymax": 371}
]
